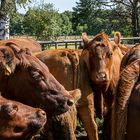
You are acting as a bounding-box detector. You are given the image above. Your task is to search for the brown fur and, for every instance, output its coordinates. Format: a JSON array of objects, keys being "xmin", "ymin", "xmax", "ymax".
[
  {"xmin": 112, "ymin": 59, "xmax": 140, "ymax": 140},
  {"xmin": 82, "ymin": 32, "xmax": 124, "ymax": 140},
  {"xmin": 120, "ymin": 44, "xmax": 140, "ymax": 71},
  {"xmin": 0, "ymin": 44, "xmax": 74, "ymax": 115},
  {"xmin": 36, "ymin": 49, "xmax": 98, "ymax": 140},
  {"xmin": 113, "ymin": 32, "xmax": 130, "ymax": 55},
  {"xmin": 112, "ymin": 44, "xmax": 140, "ymax": 140},
  {"xmin": 42, "ymin": 89, "xmax": 81, "ymax": 140},
  {"xmin": 0, "ymin": 38, "xmax": 42, "ymax": 53},
  {"xmin": 0, "ymin": 95, "xmax": 46, "ymax": 140}
]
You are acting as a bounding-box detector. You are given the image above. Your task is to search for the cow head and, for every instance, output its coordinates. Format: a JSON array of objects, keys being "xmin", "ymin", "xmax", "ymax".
[
  {"xmin": 0, "ymin": 96, "xmax": 46, "ymax": 140},
  {"xmin": 82, "ymin": 32, "xmax": 118, "ymax": 85},
  {"xmin": 0, "ymin": 43, "xmax": 74, "ymax": 115}
]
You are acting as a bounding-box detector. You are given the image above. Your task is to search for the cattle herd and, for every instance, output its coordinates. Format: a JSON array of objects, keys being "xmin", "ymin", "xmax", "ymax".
[{"xmin": 0, "ymin": 32, "xmax": 139, "ymax": 140}]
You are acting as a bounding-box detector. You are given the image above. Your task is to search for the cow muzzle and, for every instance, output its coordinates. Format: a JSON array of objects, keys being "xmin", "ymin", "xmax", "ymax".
[
  {"xmin": 28, "ymin": 109, "xmax": 46, "ymax": 130},
  {"xmin": 43, "ymin": 92, "xmax": 74, "ymax": 115},
  {"xmin": 96, "ymin": 72, "xmax": 107, "ymax": 83},
  {"xmin": 56, "ymin": 97, "xmax": 74, "ymax": 115}
]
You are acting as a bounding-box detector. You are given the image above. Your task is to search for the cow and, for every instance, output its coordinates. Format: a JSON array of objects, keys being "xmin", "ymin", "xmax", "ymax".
[
  {"xmin": 120, "ymin": 43, "xmax": 140, "ymax": 71},
  {"xmin": 0, "ymin": 95, "xmax": 46, "ymax": 140},
  {"xmin": 0, "ymin": 38, "xmax": 42, "ymax": 53},
  {"xmin": 0, "ymin": 43, "xmax": 74, "ymax": 115},
  {"xmin": 35, "ymin": 49, "xmax": 98, "ymax": 140},
  {"xmin": 41, "ymin": 89, "xmax": 81, "ymax": 140},
  {"xmin": 112, "ymin": 44, "xmax": 140, "ymax": 140},
  {"xmin": 81, "ymin": 32, "xmax": 124, "ymax": 140}
]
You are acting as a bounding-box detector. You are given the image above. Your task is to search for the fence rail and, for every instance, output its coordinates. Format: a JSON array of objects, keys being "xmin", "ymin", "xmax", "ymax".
[
  {"xmin": 37, "ymin": 40, "xmax": 82, "ymax": 50},
  {"xmin": 37, "ymin": 37, "xmax": 140, "ymax": 50}
]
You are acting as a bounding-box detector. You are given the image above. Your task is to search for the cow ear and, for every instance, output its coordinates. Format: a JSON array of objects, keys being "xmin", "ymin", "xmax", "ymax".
[
  {"xmin": 0, "ymin": 46, "xmax": 18, "ymax": 76},
  {"xmin": 114, "ymin": 32, "xmax": 121, "ymax": 45},
  {"xmin": 69, "ymin": 89, "xmax": 81, "ymax": 103},
  {"xmin": 82, "ymin": 32, "xmax": 89, "ymax": 49}
]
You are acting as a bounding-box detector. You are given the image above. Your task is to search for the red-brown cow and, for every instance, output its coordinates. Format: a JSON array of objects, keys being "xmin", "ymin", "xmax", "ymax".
[
  {"xmin": 120, "ymin": 43, "xmax": 140, "ymax": 71},
  {"xmin": 81, "ymin": 32, "xmax": 124, "ymax": 140},
  {"xmin": 0, "ymin": 38, "xmax": 42, "ymax": 53},
  {"xmin": 36, "ymin": 49, "xmax": 98, "ymax": 140},
  {"xmin": 112, "ymin": 44, "xmax": 140, "ymax": 140},
  {"xmin": 0, "ymin": 43, "xmax": 74, "ymax": 115},
  {"xmin": 0, "ymin": 95, "xmax": 46, "ymax": 140},
  {"xmin": 41, "ymin": 89, "xmax": 81, "ymax": 140}
]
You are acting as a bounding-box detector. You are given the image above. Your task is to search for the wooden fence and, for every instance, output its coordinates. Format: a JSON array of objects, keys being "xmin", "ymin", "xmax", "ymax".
[
  {"xmin": 37, "ymin": 37, "xmax": 140, "ymax": 50},
  {"xmin": 37, "ymin": 40, "xmax": 82, "ymax": 50}
]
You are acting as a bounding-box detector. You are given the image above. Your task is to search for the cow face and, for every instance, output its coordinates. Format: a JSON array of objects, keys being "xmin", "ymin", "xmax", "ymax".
[
  {"xmin": 82, "ymin": 33, "xmax": 116, "ymax": 84},
  {"xmin": 0, "ymin": 96, "xmax": 46, "ymax": 140},
  {"xmin": 0, "ymin": 44, "xmax": 74, "ymax": 115}
]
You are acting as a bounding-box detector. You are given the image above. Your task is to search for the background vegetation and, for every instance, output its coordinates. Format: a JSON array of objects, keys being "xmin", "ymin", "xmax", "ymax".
[{"xmin": 8, "ymin": 0, "xmax": 140, "ymax": 40}]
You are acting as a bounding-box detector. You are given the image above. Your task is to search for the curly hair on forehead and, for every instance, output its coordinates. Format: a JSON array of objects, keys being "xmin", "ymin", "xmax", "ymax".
[{"xmin": 93, "ymin": 32, "xmax": 109, "ymax": 42}]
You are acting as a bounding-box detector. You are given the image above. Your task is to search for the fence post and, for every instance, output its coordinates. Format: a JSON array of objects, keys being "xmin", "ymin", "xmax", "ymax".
[
  {"xmin": 75, "ymin": 42, "xmax": 78, "ymax": 50},
  {"xmin": 65, "ymin": 42, "xmax": 68, "ymax": 48},
  {"xmin": 55, "ymin": 42, "xmax": 58, "ymax": 49}
]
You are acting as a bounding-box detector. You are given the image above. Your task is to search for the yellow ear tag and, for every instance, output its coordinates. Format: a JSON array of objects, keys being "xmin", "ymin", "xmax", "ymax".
[{"xmin": 4, "ymin": 64, "xmax": 12, "ymax": 76}]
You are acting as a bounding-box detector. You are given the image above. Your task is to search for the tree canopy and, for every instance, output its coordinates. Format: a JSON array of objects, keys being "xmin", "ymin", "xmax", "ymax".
[{"xmin": 8, "ymin": 0, "xmax": 140, "ymax": 40}]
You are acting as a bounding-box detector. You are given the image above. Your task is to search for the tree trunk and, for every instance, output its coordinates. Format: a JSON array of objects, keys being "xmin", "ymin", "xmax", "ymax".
[
  {"xmin": 131, "ymin": 6, "xmax": 139, "ymax": 40},
  {"xmin": 0, "ymin": 14, "xmax": 9, "ymax": 40}
]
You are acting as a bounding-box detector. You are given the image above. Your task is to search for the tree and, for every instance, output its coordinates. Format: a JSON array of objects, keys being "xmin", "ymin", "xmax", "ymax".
[
  {"xmin": 10, "ymin": 12, "xmax": 24, "ymax": 35},
  {"xmin": 97, "ymin": 0, "xmax": 140, "ymax": 37},
  {"xmin": 0, "ymin": 0, "xmax": 31, "ymax": 40},
  {"xmin": 60, "ymin": 11, "xmax": 72, "ymax": 35},
  {"xmin": 72, "ymin": 0, "xmax": 102, "ymax": 34},
  {"xmin": 23, "ymin": 3, "xmax": 62, "ymax": 40}
]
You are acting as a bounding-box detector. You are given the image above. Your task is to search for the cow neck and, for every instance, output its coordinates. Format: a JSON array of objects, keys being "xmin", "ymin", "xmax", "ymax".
[
  {"xmin": 0, "ymin": 74, "xmax": 11, "ymax": 97},
  {"xmin": 89, "ymin": 78, "xmax": 111, "ymax": 94}
]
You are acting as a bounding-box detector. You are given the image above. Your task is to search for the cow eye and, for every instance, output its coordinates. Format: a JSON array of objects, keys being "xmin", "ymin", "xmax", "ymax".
[
  {"xmin": 28, "ymin": 67, "xmax": 43, "ymax": 81},
  {"xmin": 2, "ymin": 104, "xmax": 18, "ymax": 117},
  {"xmin": 49, "ymin": 90, "xmax": 58, "ymax": 95},
  {"xmin": 8, "ymin": 104, "xmax": 18, "ymax": 116}
]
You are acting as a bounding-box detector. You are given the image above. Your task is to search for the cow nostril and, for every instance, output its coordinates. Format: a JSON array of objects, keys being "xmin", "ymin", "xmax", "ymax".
[
  {"xmin": 67, "ymin": 99, "xmax": 74, "ymax": 106},
  {"xmin": 37, "ymin": 110, "xmax": 46, "ymax": 118},
  {"xmin": 97, "ymin": 72, "xmax": 106, "ymax": 78},
  {"xmin": 101, "ymin": 73, "xmax": 106, "ymax": 78}
]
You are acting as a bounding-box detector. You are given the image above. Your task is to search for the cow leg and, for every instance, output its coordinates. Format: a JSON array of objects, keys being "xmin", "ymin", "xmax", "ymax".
[
  {"xmin": 102, "ymin": 93, "xmax": 113, "ymax": 140},
  {"xmin": 77, "ymin": 96, "xmax": 98, "ymax": 140},
  {"xmin": 94, "ymin": 91, "xmax": 104, "ymax": 119}
]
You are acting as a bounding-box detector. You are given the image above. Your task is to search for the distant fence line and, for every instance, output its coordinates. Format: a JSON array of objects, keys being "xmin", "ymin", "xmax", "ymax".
[
  {"xmin": 38, "ymin": 40, "xmax": 82, "ymax": 50},
  {"xmin": 37, "ymin": 37, "xmax": 140, "ymax": 50}
]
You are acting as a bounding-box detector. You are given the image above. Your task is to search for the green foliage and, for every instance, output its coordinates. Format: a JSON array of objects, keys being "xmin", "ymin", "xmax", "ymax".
[
  {"xmin": 10, "ymin": 13, "xmax": 24, "ymax": 35},
  {"xmin": 60, "ymin": 12, "xmax": 72, "ymax": 35},
  {"xmin": 72, "ymin": 0, "xmax": 135, "ymax": 36},
  {"xmin": 0, "ymin": 0, "xmax": 31, "ymax": 15},
  {"xmin": 22, "ymin": 3, "xmax": 73, "ymax": 40},
  {"xmin": 9, "ymin": 0, "xmax": 140, "ymax": 39}
]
